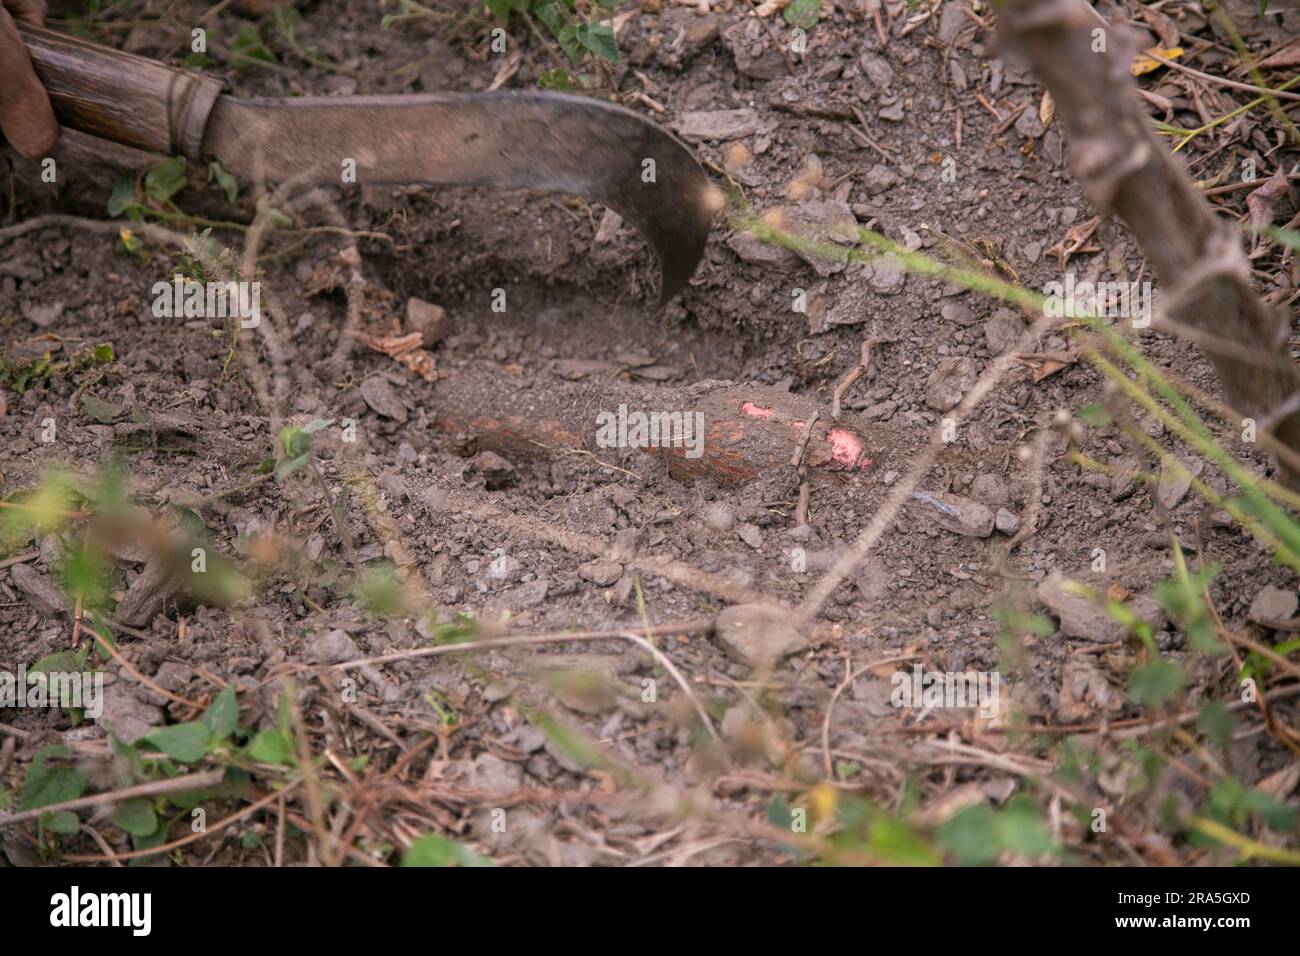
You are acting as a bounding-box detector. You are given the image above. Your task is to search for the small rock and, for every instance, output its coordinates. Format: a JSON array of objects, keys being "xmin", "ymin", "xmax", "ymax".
[
  {"xmin": 360, "ymin": 375, "xmax": 408, "ymax": 422},
  {"xmin": 9, "ymin": 564, "xmax": 68, "ymax": 618},
  {"xmin": 994, "ymin": 508, "xmax": 1020, "ymax": 534},
  {"xmin": 941, "ymin": 302, "xmax": 975, "ymax": 327},
  {"xmin": 969, "ymin": 474, "xmax": 1009, "ymax": 507},
  {"xmin": 737, "ymin": 523, "xmax": 764, "ymax": 549},
  {"xmin": 779, "ymin": 199, "xmax": 860, "ymax": 277},
  {"xmin": 405, "ymin": 297, "xmax": 451, "ymax": 349},
  {"xmin": 720, "ymin": 706, "xmax": 751, "ymax": 739},
  {"xmin": 1248, "ymin": 585, "xmax": 1298, "ymax": 625},
  {"xmin": 676, "ymin": 108, "xmax": 763, "ymax": 142},
  {"xmin": 97, "ymin": 687, "xmax": 162, "ymax": 745},
  {"xmin": 305, "ymin": 628, "xmax": 359, "ymax": 664},
  {"xmin": 937, "ymin": 0, "xmax": 969, "ymax": 44},
  {"xmin": 865, "ymin": 254, "xmax": 907, "ymax": 294},
  {"xmin": 24, "ymin": 300, "xmax": 63, "ymax": 328},
  {"xmin": 152, "ymin": 662, "xmax": 195, "ymax": 693},
  {"xmin": 114, "ymin": 556, "xmax": 172, "ymax": 628},
  {"xmin": 858, "ymin": 52, "xmax": 893, "ymax": 89},
  {"xmin": 910, "ymin": 491, "xmax": 994, "ymax": 537},
  {"xmin": 862, "ymin": 164, "xmax": 899, "ymax": 196},
  {"xmin": 863, "ymin": 400, "xmax": 897, "ymax": 421},
  {"xmin": 505, "ymin": 578, "xmax": 549, "ymax": 610},
  {"xmin": 463, "ymin": 753, "xmax": 523, "ymax": 795},
  {"xmin": 702, "ymin": 502, "xmax": 735, "ymax": 532},
  {"xmin": 486, "ymin": 553, "xmax": 523, "ymax": 585},
  {"xmin": 608, "ymin": 528, "xmax": 638, "ymax": 563},
  {"xmin": 878, "ymin": 100, "xmax": 906, "ymax": 122},
  {"xmin": 1156, "ymin": 455, "xmax": 1204, "ymax": 509},
  {"xmin": 723, "ymin": 18, "xmax": 786, "ymax": 79},
  {"xmin": 714, "ymin": 603, "xmax": 808, "ymax": 665},
  {"xmin": 983, "ymin": 308, "xmax": 1023, "ymax": 354},
  {"xmin": 726, "ymin": 233, "xmax": 801, "ymax": 269},
  {"xmin": 578, "ymin": 560, "xmax": 623, "ymax": 587},
  {"xmin": 1036, "ymin": 571, "xmax": 1165, "ymax": 643},
  {"xmin": 925, "ymin": 356, "xmax": 978, "ymax": 411},
  {"xmin": 466, "ymin": 450, "xmax": 516, "ymax": 490}
]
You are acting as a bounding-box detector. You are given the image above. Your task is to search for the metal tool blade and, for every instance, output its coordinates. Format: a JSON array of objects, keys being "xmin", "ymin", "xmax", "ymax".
[{"xmin": 203, "ymin": 91, "xmax": 717, "ymax": 305}]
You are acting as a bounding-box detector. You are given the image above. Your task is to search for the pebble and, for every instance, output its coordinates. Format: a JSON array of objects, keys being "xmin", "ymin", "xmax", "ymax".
[
  {"xmin": 1036, "ymin": 571, "xmax": 1165, "ymax": 643},
  {"xmin": 1248, "ymin": 585, "xmax": 1298, "ymax": 625},
  {"xmin": 702, "ymin": 502, "xmax": 735, "ymax": 532},
  {"xmin": 925, "ymin": 356, "xmax": 977, "ymax": 410},
  {"xmin": 910, "ymin": 490, "xmax": 994, "ymax": 537},
  {"xmin": 714, "ymin": 603, "xmax": 809, "ymax": 665},
  {"xmin": 676, "ymin": 108, "xmax": 764, "ymax": 142},
  {"xmin": 405, "ymin": 297, "xmax": 451, "ymax": 348},
  {"xmin": 983, "ymin": 308, "xmax": 1023, "ymax": 354},
  {"xmin": 578, "ymin": 560, "xmax": 623, "ymax": 587},
  {"xmin": 360, "ymin": 375, "xmax": 408, "ymax": 422},
  {"xmin": 305, "ymin": 628, "xmax": 359, "ymax": 664}
]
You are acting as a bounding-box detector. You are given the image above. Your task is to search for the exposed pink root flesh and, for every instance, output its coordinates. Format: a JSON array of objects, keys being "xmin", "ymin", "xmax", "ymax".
[{"xmin": 737, "ymin": 402, "xmax": 871, "ymax": 470}]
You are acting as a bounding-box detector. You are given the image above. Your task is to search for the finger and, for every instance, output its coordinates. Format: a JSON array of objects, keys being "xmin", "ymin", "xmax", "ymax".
[
  {"xmin": 0, "ymin": 7, "xmax": 59, "ymax": 158},
  {"xmin": 4, "ymin": 0, "xmax": 47, "ymax": 28}
]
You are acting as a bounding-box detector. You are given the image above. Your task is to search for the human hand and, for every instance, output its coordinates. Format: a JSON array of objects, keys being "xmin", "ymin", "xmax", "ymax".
[{"xmin": 0, "ymin": 0, "xmax": 59, "ymax": 158}]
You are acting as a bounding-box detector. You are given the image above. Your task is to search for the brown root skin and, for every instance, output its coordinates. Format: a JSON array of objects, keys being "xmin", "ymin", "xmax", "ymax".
[{"xmin": 427, "ymin": 368, "xmax": 894, "ymax": 488}]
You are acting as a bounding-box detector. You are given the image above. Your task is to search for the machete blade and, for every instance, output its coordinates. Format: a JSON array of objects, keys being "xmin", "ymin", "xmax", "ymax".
[{"xmin": 202, "ymin": 91, "xmax": 717, "ymax": 305}]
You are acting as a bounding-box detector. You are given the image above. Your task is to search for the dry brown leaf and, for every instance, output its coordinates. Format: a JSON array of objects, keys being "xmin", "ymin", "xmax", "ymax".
[
  {"xmin": 1131, "ymin": 46, "xmax": 1183, "ymax": 77},
  {"xmin": 1039, "ymin": 89, "xmax": 1055, "ymax": 128},
  {"xmin": 1257, "ymin": 37, "xmax": 1300, "ymax": 70},
  {"xmin": 1013, "ymin": 351, "xmax": 1077, "ymax": 383}
]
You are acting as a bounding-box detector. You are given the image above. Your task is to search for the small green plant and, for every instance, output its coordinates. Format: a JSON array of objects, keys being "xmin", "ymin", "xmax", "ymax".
[{"xmin": 485, "ymin": 0, "xmax": 620, "ymax": 87}]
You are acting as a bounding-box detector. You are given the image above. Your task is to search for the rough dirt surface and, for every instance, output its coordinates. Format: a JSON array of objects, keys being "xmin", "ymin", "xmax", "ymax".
[{"xmin": 1, "ymin": 0, "xmax": 1298, "ymax": 867}]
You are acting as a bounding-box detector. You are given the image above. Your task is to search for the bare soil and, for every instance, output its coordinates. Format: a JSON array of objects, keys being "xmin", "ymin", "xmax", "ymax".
[{"xmin": 1, "ymin": 0, "xmax": 1298, "ymax": 867}]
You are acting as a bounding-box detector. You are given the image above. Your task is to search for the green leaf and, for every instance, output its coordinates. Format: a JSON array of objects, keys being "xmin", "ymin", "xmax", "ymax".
[
  {"xmin": 231, "ymin": 21, "xmax": 278, "ymax": 66},
  {"xmin": 998, "ymin": 796, "xmax": 1058, "ymax": 857},
  {"xmin": 485, "ymin": 0, "xmax": 527, "ymax": 19},
  {"xmin": 248, "ymin": 728, "xmax": 294, "ymax": 766},
  {"xmin": 42, "ymin": 810, "xmax": 81, "ymax": 835},
  {"xmin": 766, "ymin": 793, "xmax": 794, "ymax": 829},
  {"xmin": 784, "ymin": 0, "xmax": 821, "ymax": 28},
  {"xmin": 144, "ymin": 156, "xmax": 188, "ymax": 204},
  {"xmin": 870, "ymin": 816, "xmax": 940, "ymax": 865},
  {"xmin": 201, "ymin": 687, "xmax": 239, "ymax": 740},
  {"xmin": 20, "ymin": 745, "xmax": 85, "ymax": 812},
  {"xmin": 355, "ymin": 560, "xmax": 406, "ymax": 616},
  {"xmin": 141, "ymin": 721, "xmax": 211, "ymax": 763},
  {"xmin": 1127, "ymin": 658, "xmax": 1184, "ymax": 707},
  {"xmin": 1196, "ymin": 700, "xmax": 1235, "ymax": 749},
  {"xmin": 180, "ymin": 51, "xmax": 216, "ymax": 70},
  {"xmin": 1077, "ymin": 402, "xmax": 1112, "ymax": 427},
  {"xmin": 111, "ymin": 798, "xmax": 159, "ymax": 837},
  {"xmin": 107, "ymin": 173, "xmax": 136, "ymax": 217},
  {"xmin": 402, "ymin": 833, "xmax": 493, "ymax": 867},
  {"xmin": 939, "ymin": 804, "xmax": 1000, "ymax": 865},
  {"xmin": 576, "ymin": 22, "xmax": 619, "ymax": 63},
  {"xmin": 1241, "ymin": 789, "xmax": 1298, "ymax": 831},
  {"xmin": 301, "ymin": 418, "xmax": 335, "ymax": 435},
  {"xmin": 207, "ymin": 160, "xmax": 239, "ymax": 204},
  {"xmin": 537, "ymin": 67, "xmax": 572, "ymax": 91}
]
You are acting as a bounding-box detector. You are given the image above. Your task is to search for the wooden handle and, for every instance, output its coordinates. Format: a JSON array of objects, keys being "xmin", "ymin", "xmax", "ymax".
[{"xmin": 17, "ymin": 22, "xmax": 225, "ymax": 160}]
